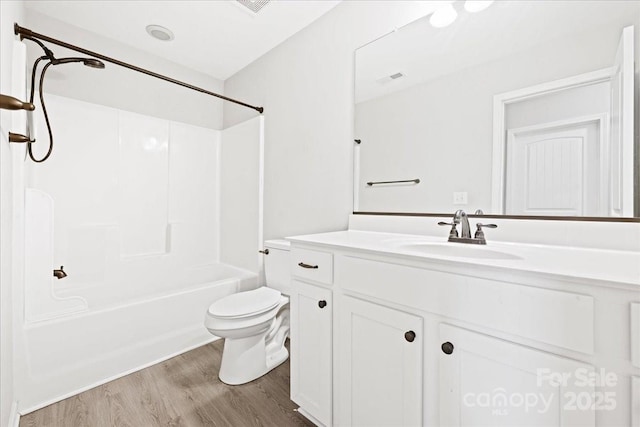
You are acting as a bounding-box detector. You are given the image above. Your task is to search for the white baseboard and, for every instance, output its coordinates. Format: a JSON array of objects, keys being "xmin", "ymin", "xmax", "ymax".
[
  {"xmin": 20, "ymin": 336, "xmax": 220, "ymax": 416},
  {"xmin": 9, "ymin": 401, "xmax": 19, "ymax": 427},
  {"xmin": 297, "ymin": 407, "xmax": 324, "ymax": 426}
]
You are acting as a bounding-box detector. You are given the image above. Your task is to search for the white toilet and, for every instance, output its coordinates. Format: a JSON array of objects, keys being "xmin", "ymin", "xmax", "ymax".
[{"xmin": 204, "ymin": 239, "xmax": 291, "ymax": 385}]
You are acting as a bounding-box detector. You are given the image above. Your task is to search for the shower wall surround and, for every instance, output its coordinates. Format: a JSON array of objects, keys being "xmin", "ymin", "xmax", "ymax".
[
  {"xmin": 17, "ymin": 94, "xmax": 265, "ymax": 412},
  {"xmin": 26, "ymin": 94, "xmax": 222, "ymax": 319}
]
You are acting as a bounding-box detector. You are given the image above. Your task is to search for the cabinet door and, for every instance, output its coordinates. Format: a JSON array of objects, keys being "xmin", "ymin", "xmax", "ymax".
[
  {"xmin": 291, "ymin": 280, "xmax": 332, "ymax": 426},
  {"xmin": 338, "ymin": 296, "xmax": 423, "ymax": 426},
  {"xmin": 439, "ymin": 324, "xmax": 595, "ymax": 427}
]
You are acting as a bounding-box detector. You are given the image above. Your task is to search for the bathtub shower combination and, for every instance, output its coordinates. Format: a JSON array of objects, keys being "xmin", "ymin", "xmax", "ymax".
[{"xmin": 16, "ymin": 91, "xmax": 265, "ymax": 411}]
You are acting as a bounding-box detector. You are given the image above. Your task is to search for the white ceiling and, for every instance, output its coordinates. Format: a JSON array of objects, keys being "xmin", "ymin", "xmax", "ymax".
[
  {"xmin": 24, "ymin": 0, "xmax": 341, "ymax": 80},
  {"xmin": 356, "ymin": 0, "xmax": 640, "ymax": 103}
]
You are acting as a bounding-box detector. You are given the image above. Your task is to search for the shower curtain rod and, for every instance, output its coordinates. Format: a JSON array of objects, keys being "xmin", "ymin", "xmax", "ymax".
[{"xmin": 14, "ymin": 23, "xmax": 264, "ymax": 114}]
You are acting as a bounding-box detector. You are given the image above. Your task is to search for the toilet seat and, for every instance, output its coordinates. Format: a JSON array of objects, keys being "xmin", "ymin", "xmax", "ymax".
[{"xmin": 207, "ymin": 287, "xmax": 282, "ymax": 319}]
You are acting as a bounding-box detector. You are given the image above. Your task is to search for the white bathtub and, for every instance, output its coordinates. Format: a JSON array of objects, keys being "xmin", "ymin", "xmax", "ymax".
[{"xmin": 19, "ymin": 264, "xmax": 256, "ymax": 414}]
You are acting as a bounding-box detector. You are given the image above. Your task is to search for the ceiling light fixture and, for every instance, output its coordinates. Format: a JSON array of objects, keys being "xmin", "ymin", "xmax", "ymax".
[
  {"xmin": 146, "ymin": 25, "xmax": 174, "ymax": 41},
  {"xmin": 430, "ymin": 3, "xmax": 458, "ymax": 28},
  {"xmin": 464, "ymin": 0, "xmax": 494, "ymax": 13}
]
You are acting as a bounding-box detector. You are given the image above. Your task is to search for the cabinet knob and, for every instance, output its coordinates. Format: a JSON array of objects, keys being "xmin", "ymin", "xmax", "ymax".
[
  {"xmin": 441, "ymin": 341, "xmax": 454, "ymax": 355},
  {"xmin": 318, "ymin": 300, "xmax": 327, "ymax": 309},
  {"xmin": 404, "ymin": 330, "xmax": 416, "ymax": 342}
]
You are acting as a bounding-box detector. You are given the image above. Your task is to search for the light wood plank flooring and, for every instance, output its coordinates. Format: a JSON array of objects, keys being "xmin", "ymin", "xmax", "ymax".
[{"xmin": 20, "ymin": 340, "xmax": 313, "ymax": 427}]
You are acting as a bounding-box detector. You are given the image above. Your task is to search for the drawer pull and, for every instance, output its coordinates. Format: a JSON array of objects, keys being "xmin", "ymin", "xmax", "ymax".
[
  {"xmin": 298, "ymin": 262, "xmax": 318, "ymax": 269},
  {"xmin": 318, "ymin": 300, "xmax": 327, "ymax": 309},
  {"xmin": 441, "ymin": 341, "xmax": 454, "ymax": 355},
  {"xmin": 404, "ymin": 330, "xmax": 416, "ymax": 342}
]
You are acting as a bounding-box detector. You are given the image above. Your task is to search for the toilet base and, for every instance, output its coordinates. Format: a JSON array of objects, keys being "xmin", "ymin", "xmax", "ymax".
[{"xmin": 218, "ymin": 305, "xmax": 290, "ymax": 385}]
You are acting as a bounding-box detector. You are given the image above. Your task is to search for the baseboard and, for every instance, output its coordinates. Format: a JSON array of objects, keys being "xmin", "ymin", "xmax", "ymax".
[
  {"xmin": 296, "ymin": 407, "xmax": 324, "ymax": 427},
  {"xmin": 20, "ymin": 336, "xmax": 220, "ymax": 415},
  {"xmin": 9, "ymin": 401, "xmax": 19, "ymax": 427}
]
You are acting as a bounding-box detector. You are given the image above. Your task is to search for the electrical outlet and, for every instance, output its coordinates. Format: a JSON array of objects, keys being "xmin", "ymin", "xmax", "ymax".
[{"xmin": 453, "ymin": 192, "xmax": 468, "ymax": 205}]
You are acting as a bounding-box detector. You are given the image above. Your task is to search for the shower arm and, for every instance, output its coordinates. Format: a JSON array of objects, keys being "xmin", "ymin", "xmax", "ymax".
[{"xmin": 14, "ymin": 23, "xmax": 264, "ymax": 114}]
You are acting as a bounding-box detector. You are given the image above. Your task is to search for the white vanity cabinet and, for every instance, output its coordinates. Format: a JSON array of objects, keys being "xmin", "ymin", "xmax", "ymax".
[
  {"xmin": 290, "ymin": 249, "xmax": 333, "ymax": 426},
  {"xmin": 337, "ymin": 296, "xmax": 423, "ymax": 426},
  {"xmin": 288, "ymin": 233, "xmax": 640, "ymax": 427},
  {"xmin": 439, "ymin": 324, "xmax": 596, "ymax": 427}
]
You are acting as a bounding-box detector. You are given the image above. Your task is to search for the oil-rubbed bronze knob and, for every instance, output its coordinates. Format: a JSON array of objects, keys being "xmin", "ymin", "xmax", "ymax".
[
  {"xmin": 404, "ymin": 330, "xmax": 416, "ymax": 342},
  {"xmin": 318, "ymin": 300, "xmax": 327, "ymax": 309},
  {"xmin": 441, "ymin": 341, "xmax": 454, "ymax": 355}
]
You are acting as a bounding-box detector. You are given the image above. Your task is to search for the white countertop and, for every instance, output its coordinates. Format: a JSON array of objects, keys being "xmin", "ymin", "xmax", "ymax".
[{"xmin": 287, "ymin": 230, "xmax": 640, "ymax": 287}]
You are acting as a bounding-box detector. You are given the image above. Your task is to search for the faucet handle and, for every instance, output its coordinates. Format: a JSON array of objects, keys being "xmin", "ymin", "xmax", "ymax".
[
  {"xmin": 438, "ymin": 221, "xmax": 459, "ymax": 238},
  {"xmin": 474, "ymin": 223, "xmax": 497, "ymax": 240},
  {"xmin": 476, "ymin": 223, "xmax": 497, "ymax": 229}
]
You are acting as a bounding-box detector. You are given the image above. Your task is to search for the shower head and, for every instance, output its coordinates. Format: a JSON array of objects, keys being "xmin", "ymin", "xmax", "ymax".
[
  {"xmin": 51, "ymin": 57, "xmax": 106, "ymax": 69},
  {"xmin": 83, "ymin": 58, "xmax": 105, "ymax": 69}
]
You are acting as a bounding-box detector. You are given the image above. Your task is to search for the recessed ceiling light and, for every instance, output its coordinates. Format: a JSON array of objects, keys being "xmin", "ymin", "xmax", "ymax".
[
  {"xmin": 146, "ymin": 25, "xmax": 174, "ymax": 41},
  {"xmin": 464, "ymin": 0, "xmax": 494, "ymax": 13},
  {"xmin": 430, "ymin": 4, "xmax": 458, "ymax": 28}
]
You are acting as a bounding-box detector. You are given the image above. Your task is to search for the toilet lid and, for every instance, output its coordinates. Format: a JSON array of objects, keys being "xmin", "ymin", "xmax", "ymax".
[{"xmin": 208, "ymin": 287, "xmax": 282, "ymax": 318}]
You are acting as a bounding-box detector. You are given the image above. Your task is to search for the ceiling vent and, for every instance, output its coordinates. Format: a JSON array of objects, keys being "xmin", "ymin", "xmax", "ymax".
[{"xmin": 236, "ymin": 0, "xmax": 270, "ymax": 14}]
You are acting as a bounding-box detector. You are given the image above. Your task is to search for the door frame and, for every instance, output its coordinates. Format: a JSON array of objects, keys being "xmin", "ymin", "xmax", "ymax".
[
  {"xmin": 491, "ymin": 67, "xmax": 613, "ymax": 213},
  {"xmin": 505, "ymin": 113, "xmax": 609, "ymax": 216}
]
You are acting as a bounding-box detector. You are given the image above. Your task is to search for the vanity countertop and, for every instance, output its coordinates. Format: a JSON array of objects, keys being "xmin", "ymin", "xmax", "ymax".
[{"xmin": 287, "ymin": 230, "xmax": 640, "ymax": 288}]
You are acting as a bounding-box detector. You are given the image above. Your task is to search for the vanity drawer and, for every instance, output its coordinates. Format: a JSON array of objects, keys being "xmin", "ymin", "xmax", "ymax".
[
  {"xmin": 291, "ymin": 248, "xmax": 333, "ymax": 285},
  {"xmin": 335, "ymin": 255, "xmax": 594, "ymax": 354}
]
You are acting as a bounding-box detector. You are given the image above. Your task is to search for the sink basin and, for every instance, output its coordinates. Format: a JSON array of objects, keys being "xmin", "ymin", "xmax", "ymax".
[{"xmin": 398, "ymin": 242, "xmax": 521, "ymax": 260}]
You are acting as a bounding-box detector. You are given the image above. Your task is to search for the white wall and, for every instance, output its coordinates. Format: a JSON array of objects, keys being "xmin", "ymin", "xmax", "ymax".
[
  {"xmin": 355, "ymin": 24, "xmax": 625, "ymax": 213},
  {"xmin": 26, "ymin": 94, "xmax": 221, "ymax": 313},
  {"xmin": 223, "ymin": 1, "xmax": 441, "ymax": 239},
  {"xmin": 0, "ymin": 2, "xmax": 24, "ymax": 425},
  {"xmin": 220, "ymin": 117, "xmax": 263, "ymax": 278},
  {"xmin": 24, "ymin": 10, "xmax": 224, "ymax": 130},
  {"xmin": 0, "ymin": 1, "xmax": 24, "ymax": 426}
]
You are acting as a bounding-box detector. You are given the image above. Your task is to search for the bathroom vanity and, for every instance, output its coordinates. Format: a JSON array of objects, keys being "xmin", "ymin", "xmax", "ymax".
[{"xmin": 287, "ymin": 227, "xmax": 640, "ymax": 426}]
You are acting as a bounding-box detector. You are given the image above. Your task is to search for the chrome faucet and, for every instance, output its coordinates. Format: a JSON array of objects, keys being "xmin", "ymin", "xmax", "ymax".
[
  {"xmin": 438, "ymin": 210, "xmax": 497, "ymax": 245},
  {"xmin": 454, "ymin": 209, "xmax": 471, "ymax": 239}
]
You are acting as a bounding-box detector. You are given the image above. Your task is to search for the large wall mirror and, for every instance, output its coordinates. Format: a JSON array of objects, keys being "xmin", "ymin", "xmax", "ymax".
[{"xmin": 354, "ymin": 0, "xmax": 639, "ymax": 220}]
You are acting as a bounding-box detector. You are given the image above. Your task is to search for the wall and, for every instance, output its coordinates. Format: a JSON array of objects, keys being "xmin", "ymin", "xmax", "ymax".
[
  {"xmin": 1, "ymin": 1, "xmax": 24, "ymax": 425},
  {"xmin": 355, "ymin": 23, "xmax": 625, "ymax": 213},
  {"xmin": 220, "ymin": 117, "xmax": 264, "ymax": 281},
  {"xmin": 26, "ymin": 94, "xmax": 222, "ymax": 315},
  {"xmin": 223, "ymin": 1, "xmax": 442, "ymax": 240},
  {"xmin": 24, "ymin": 10, "xmax": 224, "ymax": 130}
]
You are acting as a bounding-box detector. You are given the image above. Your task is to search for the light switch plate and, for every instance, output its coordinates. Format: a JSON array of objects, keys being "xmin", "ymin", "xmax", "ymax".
[{"xmin": 453, "ymin": 192, "xmax": 468, "ymax": 205}]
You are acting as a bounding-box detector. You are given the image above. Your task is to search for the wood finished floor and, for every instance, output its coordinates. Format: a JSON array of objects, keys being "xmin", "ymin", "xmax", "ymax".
[{"xmin": 20, "ymin": 340, "xmax": 313, "ymax": 427}]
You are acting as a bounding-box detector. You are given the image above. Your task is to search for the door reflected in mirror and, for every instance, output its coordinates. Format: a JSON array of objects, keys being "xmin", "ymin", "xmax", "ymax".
[{"xmin": 354, "ymin": 0, "xmax": 639, "ymax": 218}]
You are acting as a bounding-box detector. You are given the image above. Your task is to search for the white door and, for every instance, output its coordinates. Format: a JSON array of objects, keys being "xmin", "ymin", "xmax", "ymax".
[
  {"xmin": 439, "ymin": 324, "xmax": 596, "ymax": 427},
  {"xmin": 609, "ymin": 25, "xmax": 635, "ymax": 217},
  {"xmin": 290, "ymin": 280, "xmax": 332, "ymax": 426},
  {"xmin": 505, "ymin": 119, "xmax": 603, "ymax": 216},
  {"xmin": 337, "ymin": 296, "xmax": 423, "ymax": 426}
]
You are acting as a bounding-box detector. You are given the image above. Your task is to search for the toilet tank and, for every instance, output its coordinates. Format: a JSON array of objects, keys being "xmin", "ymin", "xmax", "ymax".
[{"xmin": 264, "ymin": 239, "xmax": 291, "ymax": 295}]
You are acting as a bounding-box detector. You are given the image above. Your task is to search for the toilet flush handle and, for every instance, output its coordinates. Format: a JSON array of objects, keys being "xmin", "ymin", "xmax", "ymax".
[{"xmin": 258, "ymin": 249, "xmax": 269, "ymax": 255}]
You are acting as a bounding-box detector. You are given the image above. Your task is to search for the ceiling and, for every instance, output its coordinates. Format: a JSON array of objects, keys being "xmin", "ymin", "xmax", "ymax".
[
  {"xmin": 356, "ymin": 0, "xmax": 639, "ymax": 103},
  {"xmin": 24, "ymin": 0, "xmax": 341, "ymax": 80}
]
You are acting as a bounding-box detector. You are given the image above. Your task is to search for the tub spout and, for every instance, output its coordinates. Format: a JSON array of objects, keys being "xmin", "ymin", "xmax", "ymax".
[{"xmin": 53, "ymin": 266, "xmax": 67, "ymax": 279}]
